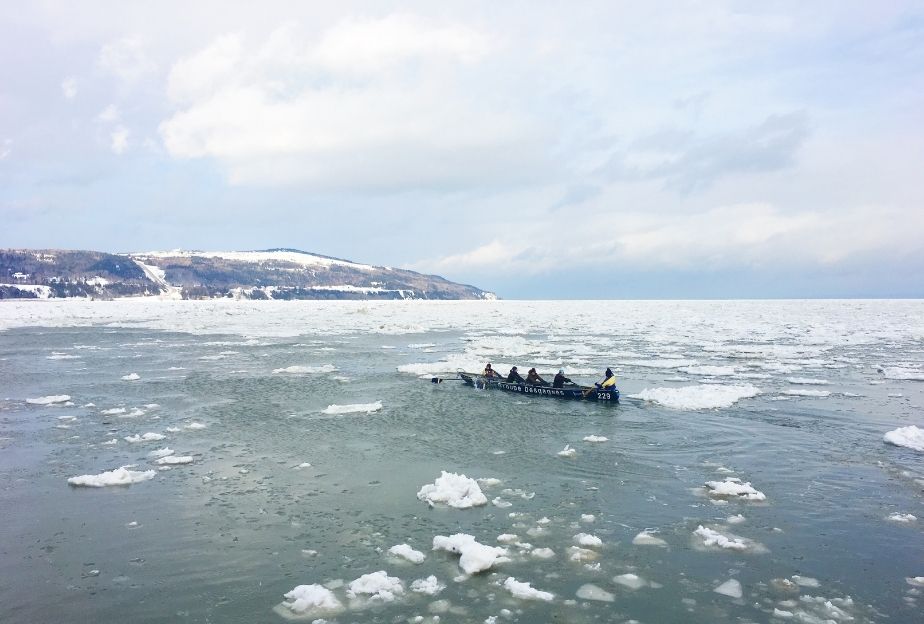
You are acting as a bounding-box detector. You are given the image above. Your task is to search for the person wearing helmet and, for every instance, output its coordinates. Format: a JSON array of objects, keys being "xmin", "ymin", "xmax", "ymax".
[
  {"xmin": 552, "ymin": 369, "xmax": 572, "ymax": 388},
  {"xmin": 506, "ymin": 366, "xmax": 525, "ymax": 383}
]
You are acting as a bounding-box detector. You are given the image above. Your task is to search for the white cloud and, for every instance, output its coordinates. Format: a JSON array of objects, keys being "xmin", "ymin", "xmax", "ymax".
[
  {"xmin": 61, "ymin": 76, "xmax": 77, "ymax": 100},
  {"xmin": 158, "ymin": 17, "xmax": 543, "ymax": 189},
  {"xmin": 0, "ymin": 138, "xmax": 12, "ymax": 160},
  {"xmin": 111, "ymin": 126, "xmax": 130, "ymax": 154},
  {"xmin": 97, "ymin": 104, "xmax": 120, "ymax": 123},
  {"xmin": 98, "ymin": 35, "xmax": 157, "ymax": 84}
]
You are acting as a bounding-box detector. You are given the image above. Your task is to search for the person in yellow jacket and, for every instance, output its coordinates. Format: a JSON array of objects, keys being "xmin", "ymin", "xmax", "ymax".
[{"xmin": 597, "ymin": 367, "xmax": 617, "ymax": 389}]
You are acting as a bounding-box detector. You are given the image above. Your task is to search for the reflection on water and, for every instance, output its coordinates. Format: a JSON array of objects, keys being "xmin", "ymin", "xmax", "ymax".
[{"xmin": 0, "ymin": 301, "xmax": 922, "ymax": 623}]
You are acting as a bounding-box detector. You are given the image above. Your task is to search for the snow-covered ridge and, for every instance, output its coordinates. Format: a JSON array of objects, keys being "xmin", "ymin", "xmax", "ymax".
[{"xmin": 132, "ymin": 249, "xmax": 378, "ymax": 272}]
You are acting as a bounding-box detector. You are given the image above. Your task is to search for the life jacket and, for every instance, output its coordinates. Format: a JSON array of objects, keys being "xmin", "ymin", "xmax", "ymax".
[{"xmin": 601, "ymin": 375, "xmax": 616, "ymax": 388}]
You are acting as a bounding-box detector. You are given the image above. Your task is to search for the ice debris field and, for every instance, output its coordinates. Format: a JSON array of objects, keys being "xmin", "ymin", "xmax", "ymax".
[{"xmin": 1, "ymin": 299, "xmax": 922, "ymax": 623}]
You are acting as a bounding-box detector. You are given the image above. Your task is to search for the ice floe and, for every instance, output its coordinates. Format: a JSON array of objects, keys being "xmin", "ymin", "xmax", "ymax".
[
  {"xmin": 68, "ymin": 466, "xmax": 156, "ymax": 487},
  {"xmin": 683, "ymin": 365, "xmax": 737, "ymax": 376},
  {"xmin": 503, "ymin": 577, "xmax": 553, "ymax": 601},
  {"xmin": 573, "ymin": 533, "xmax": 603, "ymax": 547},
  {"xmin": 432, "ymin": 533, "xmax": 508, "ymax": 574},
  {"xmin": 101, "ymin": 407, "xmax": 127, "ymax": 415},
  {"xmin": 786, "ymin": 377, "xmax": 830, "ymax": 385},
  {"xmin": 279, "ymin": 584, "xmax": 343, "ymax": 617},
  {"xmin": 884, "ymin": 425, "xmax": 924, "ymax": 451},
  {"xmin": 880, "ymin": 367, "xmax": 924, "ymax": 381},
  {"xmin": 582, "ymin": 435, "xmax": 608, "ymax": 443},
  {"xmin": 714, "ymin": 578, "xmax": 743, "ymax": 598},
  {"xmin": 148, "ymin": 447, "xmax": 174, "ymax": 458},
  {"xmin": 629, "ymin": 384, "xmax": 760, "ymax": 409},
  {"xmin": 531, "ymin": 547, "xmax": 555, "ymax": 559},
  {"xmin": 887, "ymin": 513, "xmax": 917, "ymax": 523},
  {"xmin": 26, "ymin": 394, "xmax": 71, "ymax": 405},
  {"xmin": 124, "ymin": 432, "xmax": 166, "ymax": 443},
  {"xmin": 417, "ymin": 471, "xmax": 487, "ymax": 508},
  {"xmin": 576, "ymin": 583, "xmax": 614, "ymax": 602},
  {"xmin": 633, "ymin": 531, "xmax": 668, "ymax": 547},
  {"xmin": 410, "ymin": 575, "xmax": 444, "ymax": 595},
  {"xmin": 704, "ymin": 477, "xmax": 767, "ymax": 501},
  {"xmin": 388, "ymin": 544, "xmax": 425, "ymax": 563},
  {"xmin": 613, "ymin": 573, "xmax": 651, "ymax": 590},
  {"xmin": 121, "ymin": 373, "xmax": 140, "ymax": 381},
  {"xmin": 322, "ymin": 401, "xmax": 383, "ymax": 415},
  {"xmin": 347, "ymin": 571, "xmax": 404, "ymax": 602},
  {"xmin": 781, "ymin": 388, "xmax": 831, "ymax": 397},
  {"xmin": 156, "ymin": 455, "xmax": 194, "ymax": 465},
  {"xmin": 557, "ymin": 445, "xmax": 576, "ymax": 457},
  {"xmin": 693, "ymin": 525, "xmax": 763, "ymax": 552},
  {"xmin": 273, "ymin": 364, "xmax": 337, "ymax": 374}
]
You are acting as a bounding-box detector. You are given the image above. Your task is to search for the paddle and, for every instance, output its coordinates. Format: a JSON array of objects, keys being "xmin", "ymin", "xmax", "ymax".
[{"xmin": 431, "ymin": 376, "xmax": 466, "ymax": 383}]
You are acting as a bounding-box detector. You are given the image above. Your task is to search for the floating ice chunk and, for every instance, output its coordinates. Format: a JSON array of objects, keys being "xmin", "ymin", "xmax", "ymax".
[
  {"xmin": 613, "ymin": 573, "xmax": 648, "ymax": 590},
  {"xmin": 557, "ymin": 445, "xmax": 576, "ymax": 457},
  {"xmin": 417, "ymin": 472, "xmax": 487, "ymax": 509},
  {"xmin": 124, "ymin": 432, "xmax": 166, "ymax": 443},
  {"xmin": 773, "ymin": 608, "xmax": 794, "ymax": 618},
  {"xmin": 629, "ymin": 384, "xmax": 760, "ymax": 410},
  {"xmin": 101, "ymin": 407, "xmax": 127, "ymax": 415},
  {"xmin": 567, "ymin": 546, "xmax": 599, "ymax": 562},
  {"xmin": 322, "ymin": 401, "xmax": 383, "ymax": 415},
  {"xmin": 581, "ymin": 514, "xmax": 595, "ymax": 523},
  {"xmin": 714, "ymin": 579, "xmax": 742, "ymax": 598},
  {"xmin": 727, "ymin": 514, "xmax": 746, "ymax": 524},
  {"xmin": 683, "ymin": 365, "xmax": 737, "ymax": 376},
  {"xmin": 531, "ymin": 548, "xmax": 555, "ymax": 559},
  {"xmin": 410, "ymin": 575, "xmax": 444, "ymax": 595},
  {"xmin": 887, "ymin": 513, "xmax": 917, "ymax": 523},
  {"xmin": 622, "ymin": 358, "xmax": 697, "ymax": 369},
  {"xmin": 389, "ymin": 544, "xmax": 425, "ymax": 564},
  {"xmin": 165, "ymin": 426, "xmax": 181, "ymax": 433},
  {"xmin": 786, "ymin": 378, "xmax": 830, "ymax": 385},
  {"xmin": 280, "ymin": 584, "xmax": 343, "ymax": 616},
  {"xmin": 781, "ymin": 389, "xmax": 830, "ymax": 397},
  {"xmin": 102, "ymin": 438, "xmax": 117, "ymax": 445},
  {"xmin": 884, "ymin": 425, "xmax": 924, "ymax": 452},
  {"xmin": 881, "ymin": 367, "xmax": 924, "ymax": 381},
  {"xmin": 496, "ymin": 534, "xmax": 519, "ymax": 544},
  {"xmin": 273, "ymin": 364, "xmax": 337, "ymax": 374},
  {"xmin": 186, "ymin": 422, "xmax": 206, "ymax": 430},
  {"xmin": 907, "ymin": 577, "xmax": 924, "ymax": 587},
  {"xmin": 293, "ymin": 462, "xmax": 312, "ymax": 469},
  {"xmin": 432, "ymin": 533, "xmax": 508, "ymax": 574},
  {"xmin": 121, "ymin": 373, "xmax": 140, "ymax": 381},
  {"xmin": 633, "ymin": 531, "xmax": 667, "ymax": 547},
  {"xmin": 148, "ymin": 447, "xmax": 174, "ymax": 458},
  {"xmin": 704, "ymin": 477, "xmax": 767, "ymax": 501},
  {"xmin": 347, "ymin": 571, "xmax": 404, "ymax": 602},
  {"xmin": 583, "ymin": 435, "xmax": 608, "ymax": 443},
  {"xmin": 576, "ymin": 584, "xmax": 614, "ymax": 602},
  {"xmin": 492, "ymin": 497, "xmax": 512, "ymax": 508},
  {"xmin": 574, "ymin": 533, "xmax": 602, "ymax": 547},
  {"xmin": 694, "ymin": 526, "xmax": 748, "ymax": 551},
  {"xmin": 156, "ymin": 455, "xmax": 194, "ymax": 465},
  {"xmin": 477, "ymin": 477, "xmax": 501, "ymax": 488},
  {"xmin": 26, "ymin": 395, "xmax": 71, "ymax": 405},
  {"xmin": 68, "ymin": 466, "xmax": 156, "ymax": 487},
  {"xmin": 791, "ymin": 575, "xmax": 819, "ymax": 588},
  {"xmin": 503, "ymin": 577, "xmax": 554, "ymax": 601}
]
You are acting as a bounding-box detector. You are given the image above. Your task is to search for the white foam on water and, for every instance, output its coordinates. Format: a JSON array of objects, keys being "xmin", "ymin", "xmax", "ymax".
[
  {"xmin": 884, "ymin": 425, "xmax": 924, "ymax": 451},
  {"xmin": 388, "ymin": 544, "xmax": 425, "ymax": 564},
  {"xmin": 124, "ymin": 432, "xmax": 166, "ymax": 443},
  {"xmin": 714, "ymin": 579, "xmax": 742, "ymax": 598},
  {"xmin": 322, "ymin": 401, "xmax": 383, "ymax": 415},
  {"xmin": 632, "ymin": 531, "xmax": 667, "ymax": 547},
  {"xmin": 503, "ymin": 577, "xmax": 554, "ymax": 601},
  {"xmin": 410, "ymin": 575, "xmax": 444, "ymax": 595},
  {"xmin": 787, "ymin": 377, "xmax": 831, "ymax": 385},
  {"xmin": 121, "ymin": 373, "xmax": 140, "ymax": 381},
  {"xmin": 704, "ymin": 477, "xmax": 767, "ymax": 501},
  {"xmin": 417, "ymin": 472, "xmax": 487, "ymax": 509},
  {"xmin": 26, "ymin": 395, "xmax": 71, "ymax": 405},
  {"xmin": 576, "ymin": 583, "xmax": 614, "ymax": 602},
  {"xmin": 432, "ymin": 533, "xmax": 508, "ymax": 574},
  {"xmin": 582, "ymin": 435, "xmax": 608, "ymax": 443},
  {"xmin": 781, "ymin": 389, "xmax": 831, "ymax": 397},
  {"xmin": 47, "ymin": 353, "xmax": 80, "ymax": 360},
  {"xmin": 630, "ymin": 384, "xmax": 761, "ymax": 409},
  {"xmin": 273, "ymin": 364, "xmax": 337, "ymax": 374},
  {"xmin": 68, "ymin": 466, "xmax": 156, "ymax": 487}
]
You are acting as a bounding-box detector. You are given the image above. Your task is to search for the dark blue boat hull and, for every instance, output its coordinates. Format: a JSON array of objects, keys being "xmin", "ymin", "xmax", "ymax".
[{"xmin": 458, "ymin": 373, "xmax": 619, "ymax": 402}]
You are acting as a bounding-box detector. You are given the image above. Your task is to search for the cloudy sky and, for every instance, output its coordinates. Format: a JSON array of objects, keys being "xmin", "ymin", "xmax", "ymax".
[{"xmin": 1, "ymin": 1, "xmax": 922, "ymax": 298}]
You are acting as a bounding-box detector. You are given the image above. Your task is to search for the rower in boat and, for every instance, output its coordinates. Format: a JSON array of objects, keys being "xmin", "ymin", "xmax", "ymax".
[
  {"xmin": 483, "ymin": 363, "xmax": 500, "ymax": 378},
  {"xmin": 506, "ymin": 366, "xmax": 525, "ymax": 383},
  {"xmin": 525, "ymin": 368, "xmax": 547, "ymax": 385},
  {"xmin": 596, "ymin": 368, "xmax": 617, "ymax": 389},
  {"xmin": 552, "ymin": 369, "xmax": 572, "ymax": 388}
]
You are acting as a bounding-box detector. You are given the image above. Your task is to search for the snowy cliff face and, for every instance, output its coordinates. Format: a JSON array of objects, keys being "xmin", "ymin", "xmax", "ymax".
[{"xmin": 0, "ymin": 248, "xmax": 496, "ymax": 300}]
